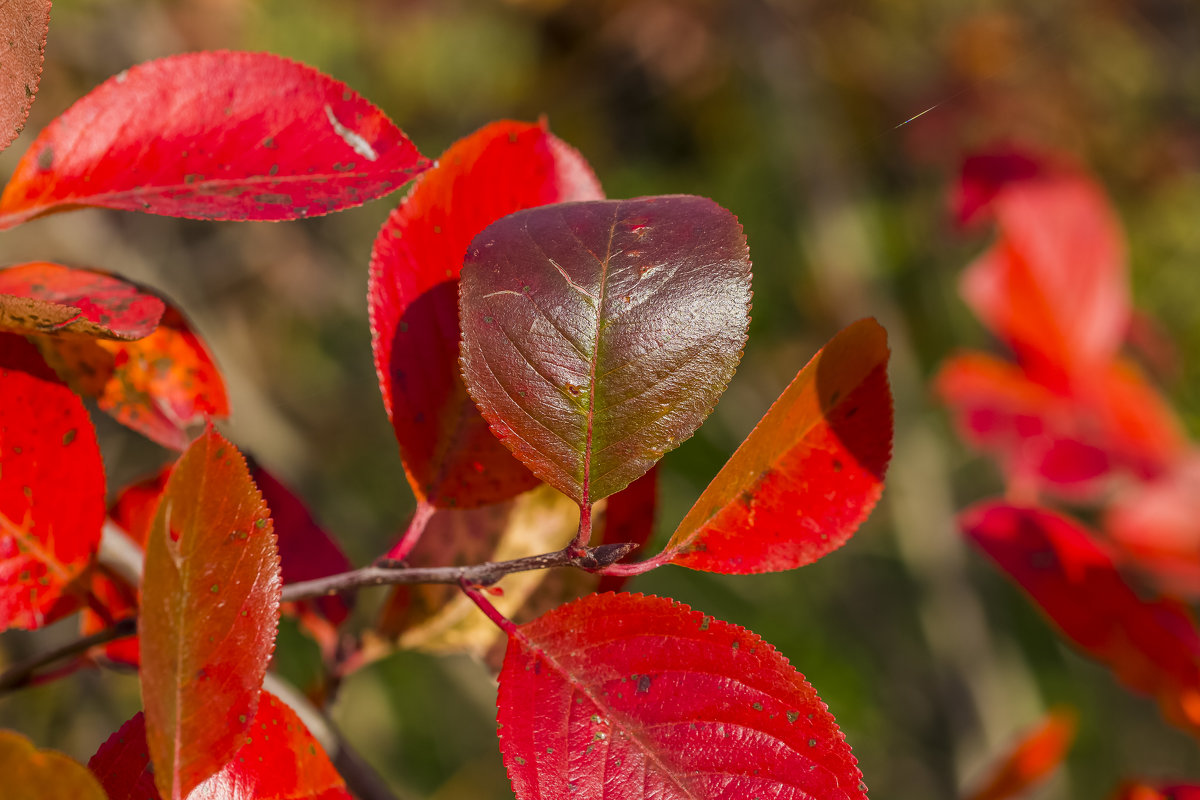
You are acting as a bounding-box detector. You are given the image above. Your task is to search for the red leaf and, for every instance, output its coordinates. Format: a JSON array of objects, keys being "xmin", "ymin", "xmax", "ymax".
[
  {"xmin": 963, "ymin": 707, "xmax": 1077, "ymax": 800},
  {"xmin": 0, "ymin": 0, "xmax": 51, "ymax": 152},
  {"xmin": 369, "ymin": 120, "xmax": 602, "ymax": 508},
  {"xmin": 951, "ymin": 146, "xmax": 1054, "ymax": 227},
  {"xmin": 961, "ymin": 502, "xmax": 1200, "ymax": 738},
  {"xmin": 960, "ymin": 173, "xmax": 1129, "ymax": 384},
  {"xmin": 90, "ymin": 696, "xmax": 351, "ymax": 800},
  {"xmin": 496, "ymin": 592, "xmax": 866, "ymax": 800},
  {"xmin": 1105, "ymin": 453, "xmax": 1200, "ymax": 596},
  {"xmin": 655, "ymin": 319, "xmax": 891, "ymax": 574},
  {"xmin": 596, "ymin": 465, "xmax": 658, "ymax": 593},
  {"xmin": 1115, "ymin": 785, "xmax": 1200, "ymax": 800},
  {"xmin": 935, "ymin": 352, "xmax": 1184, "ymax": 498},
  {"xmin": 0, "ymin": 333, "xmax": 104, "ymax": 631},
  {"xmin": 252, "ymin": 462, "xmax": 353, "ymax": 628},
  {"xmin": 40, "ymin": 306, "xmax": 230, "ymax": 450},
  {"xmin": 0, "ymin": 51, "xmax": 430, "ymax": 228},
  {"xmin": 461, "ymin": 195, "xmax": 752, "ymax": 506},
  {"xmin": 0, "ymin": 729, "xmax": 107, "ymax": 800},
  {"xmin": 139, "ymin": 428, "xmax": 281, "ymax": 800},
  {"xmin": 0, "ymin": 261, "xmax": 165, "ymax": 339},
  {"xmin": 79, "ymin": 467, "xmax": 171, "ymax": 666}
]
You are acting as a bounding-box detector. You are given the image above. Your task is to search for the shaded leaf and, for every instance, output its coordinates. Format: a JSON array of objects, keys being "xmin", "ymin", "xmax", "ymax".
[
  {"xmin": 961, "ymin": 502, "xmax": 1200, "ymax": 738},
  {"xmin": 0, "ymin": 333, "xmax": 104, "ymax": 631},
  {"xmin": 935, "ymin": 352, "xmax": 1183, "ymax": 499},
  {"xmin": 140, "ymin": 428, "xmax": 281, "ymax": 800},
  {"xmin": 951, "ymin": 146, "xmax": 1055, "ymax": 228},
  {"xmin": 461, "ymin": 195, "xmax": 751, "ymax": 506},
  {"xmin": 0, "ymin": 51, "xmax": 430, "ymax": 228},
  {"xmin": 497, "ymin": 592, "xmax": 866, "ymax": 800},
  {"xmin": 378, "ymin": 485, "xmax": 580, "ymax": 658},
  {"xmin": 252, "ymin": 462, "xmax": 354, "ymax": 628},
  {"xmin": 596, "ymin": 465, "xmax": 658, "ymax": 592},
  {"xmin": 960, "ymin": 173, "xmax": 1129, "ymax": 386},
  {"xmin": 0, "ymin": 729, "xmax": 107, "ymax": 800},
  {"xmin": 652, "ymin": 318, "xmax": 891, "ymax": 574},
  {"xmin": 0, "ymin": 261, "xmax": 165, "ymax": 339},
  {"xmin": 40, "ymin": 306, "xmax": 229, "ymax": 449},
  {"xmin": 963, "ymin": 707, "xmax": 1077, "ymax": 800},
  {"xmin": 369, "ymin": 120, "xmax": 601, "ymax": 508},
  {"xmin": 1114, "ymin": 785, "xmax": 1200, "ymax": 800},
  {"xmin": 90, "ymin": 696, "xmax": 351, "ymax": 800},
  {"xmin": 79, "ymin": 466, "xmax": 172, "ymax": 666},
  {"xmin": 0, "ymin": 0, "xmax": 51, "ymax": 153}
]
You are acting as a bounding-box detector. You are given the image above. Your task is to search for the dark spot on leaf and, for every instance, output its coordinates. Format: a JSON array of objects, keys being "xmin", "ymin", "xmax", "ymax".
[
  {"xmin": 787, "ymin": 711, "xmax": 799, "ymax": 723},
  {"xmin": 636, "ymin": 675, "xmax": 651, "ymax": 694},
  {"xmin": 37, "ymin": 147, "xmax": 53, "ymax": 171},
  {"xmin": 833, "ymin": 459, "xmax": 843, "ymax": 472},
  {"xmin": 62, "ymin": 428, "xmax": 76, "ymax": 446}
]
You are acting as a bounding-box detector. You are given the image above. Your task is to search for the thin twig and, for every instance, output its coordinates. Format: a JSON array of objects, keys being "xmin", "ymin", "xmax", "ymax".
[
  {"xmin": 0, "ymin": 617, "xmax": 136, "ymax": 695},
  {"xmin": 281, "ymin": 541, "xmax": 638, "ymax": 604}
]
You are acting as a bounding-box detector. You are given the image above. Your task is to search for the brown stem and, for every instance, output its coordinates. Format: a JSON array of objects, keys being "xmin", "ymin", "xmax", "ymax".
[
  {"xmin": 0, "ymin": 617, "xmax": 136, "ymax": 695},
  {"xmin": 281, "ymin": 541, "xmax": 639, "ymax": 604},
  {"xmin": 568, "ymin": 501, "xmax": 594, "ymax": 556}
]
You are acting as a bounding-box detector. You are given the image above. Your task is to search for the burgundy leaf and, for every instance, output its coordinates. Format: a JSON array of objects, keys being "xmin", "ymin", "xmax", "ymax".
[
  {"xmin": 0, "ymin": 333, "xmax": 104, "ymax": 631},
  {"xmin": 0, "ymin": 0, "xmax": 51, "ymax": 152},
  {"xmin": 0, "ymin": 51, "xmax": 430, "ymax": 227},
  {"xmin": 497, "ymin": 592, "xmax": 866, "ymax": 800},
  {"xmin": 460, "ymin": 195, "xmax": 751, "ymax": 506},
  {"xmin": 0, "ymin": 262, "xmax": 165, "ymax": 340},
  {"xmin": 369, "ymin": 119, "xmax": 601, "ymax": 507}
]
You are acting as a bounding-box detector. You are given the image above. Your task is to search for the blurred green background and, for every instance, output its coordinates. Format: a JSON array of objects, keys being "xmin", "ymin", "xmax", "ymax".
[{"xmin": 3, "ymin": 1, "xmax": 1200, "ymax": 798}]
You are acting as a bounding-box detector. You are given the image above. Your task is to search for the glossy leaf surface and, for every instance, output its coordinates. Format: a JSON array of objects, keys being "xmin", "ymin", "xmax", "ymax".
[
  {"xmin": 659, "ymin": 318, "xmax": 890, "ymax": 574},
  {"xmin": 369, "ymin": 120, "xmax": 601, "ymax": 507},
  {"xmin": 40, "ymin": 306, "xmax": 229, "ymax": 449},
  {"xmin": 0, "ymin": 729, "xmax": 107, "ymax": 800},
  {"xmin": 0, "ymin": 0, "xmax": 51, "ymax": 152},
  {"xmin": 461, "ymin": 195, "xmax": 751, "ymax": 505},
  {"xmin": 0, "ymin": 261, "xmax": 165, "ymax": 339},
  {"xmin": 90, "ymin": 697, "xmax": 351, "ymax": 800},
  {"xmin": 0, "ymin": 51, "xmax": 429, "ymax": 227},
  {"xmin": 0, "ymin": 334, "xmax": 104, "ymax": 630},
  {"xmin": 497, "ymin": 592, "xmax": 866, "ymax": 800},
  {"xmin": 964, "ymin": 708, "xmax": 1076, "ymax": 800},
  {"xmin": 962, "ymin": 502, "xmax": 1200, "ymax": 738},
  {"xmin": 140, "ymin": 429, "xmax": 281, "ymax": 799}
]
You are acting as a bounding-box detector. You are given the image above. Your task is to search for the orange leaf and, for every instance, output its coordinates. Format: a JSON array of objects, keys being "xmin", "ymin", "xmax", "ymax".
[
  {"xmin": 964, "ymin": 707, "xmax": 1077, "ymax": 800},
  {"xmin": 651, "ymin": 318, "xmax": 891, "ymax": 574},
  {"xmin": 139, "ymin": 428, "xmax": 280, "ymax": 799},
  {"xmin": 0, "ymin": 729, "xmax": 106, "ymax": 800}
]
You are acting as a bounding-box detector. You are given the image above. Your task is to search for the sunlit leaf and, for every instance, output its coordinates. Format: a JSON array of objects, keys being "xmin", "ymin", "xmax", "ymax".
[
  {"xmin": 961, "ymin": 502, "xmax": 1200, "ymax": 739},
  {"xmin": 140, "ymin": 428, "xmax": 281, "ymax": 800},
  {"xmin": 650, "ymin": 318, "xmax": 891, "ymax": 574},
  {"xmin": 0, "ymin": 729, "xmax": 106, "ymax": 800},
  {"xmin": 40, "ymin": 306, "xmax": 229, "ymax": 450},
  {"xmin": 461, "ymin": 195, "xmax": 751, "ymax": 506},
  {"xmin": 0, "ymin": 0, "xmax": 51, "ymax": 153},
  {"xmin": 90, "ymin": 695, "xmax": 351, "ymax": 800},
  {"xmin": 963, "ymin": 707, "xmax": 1076, "ymax": 800},
  {"xmin": 0, "ymin": 333, "xmax": 104, "ymax": 631},
  {"xmin": 0, "ymin": 51, "xmax": 430, "ymax": 228},
  {"xmin": 935, "ymin": 352, "xmax": 1184, "ymax": 499},
  {"xmin": 497, "ymin": 592, "xmax": 866, "ymax": 800},
  {"xmin": 960, "ymin": 173, "xmax": 1129, "ymax": 385},
  {"xmin": 1105, "ymin": 453, "xmax": 1200, "ymax": 597},
  {"xmin": 0, "ymin": 262, "xmax": 165, "ymax": 339},
  {"xmin": 369, "ymin": 120, "xmax": 601, "ymax": 507}
]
